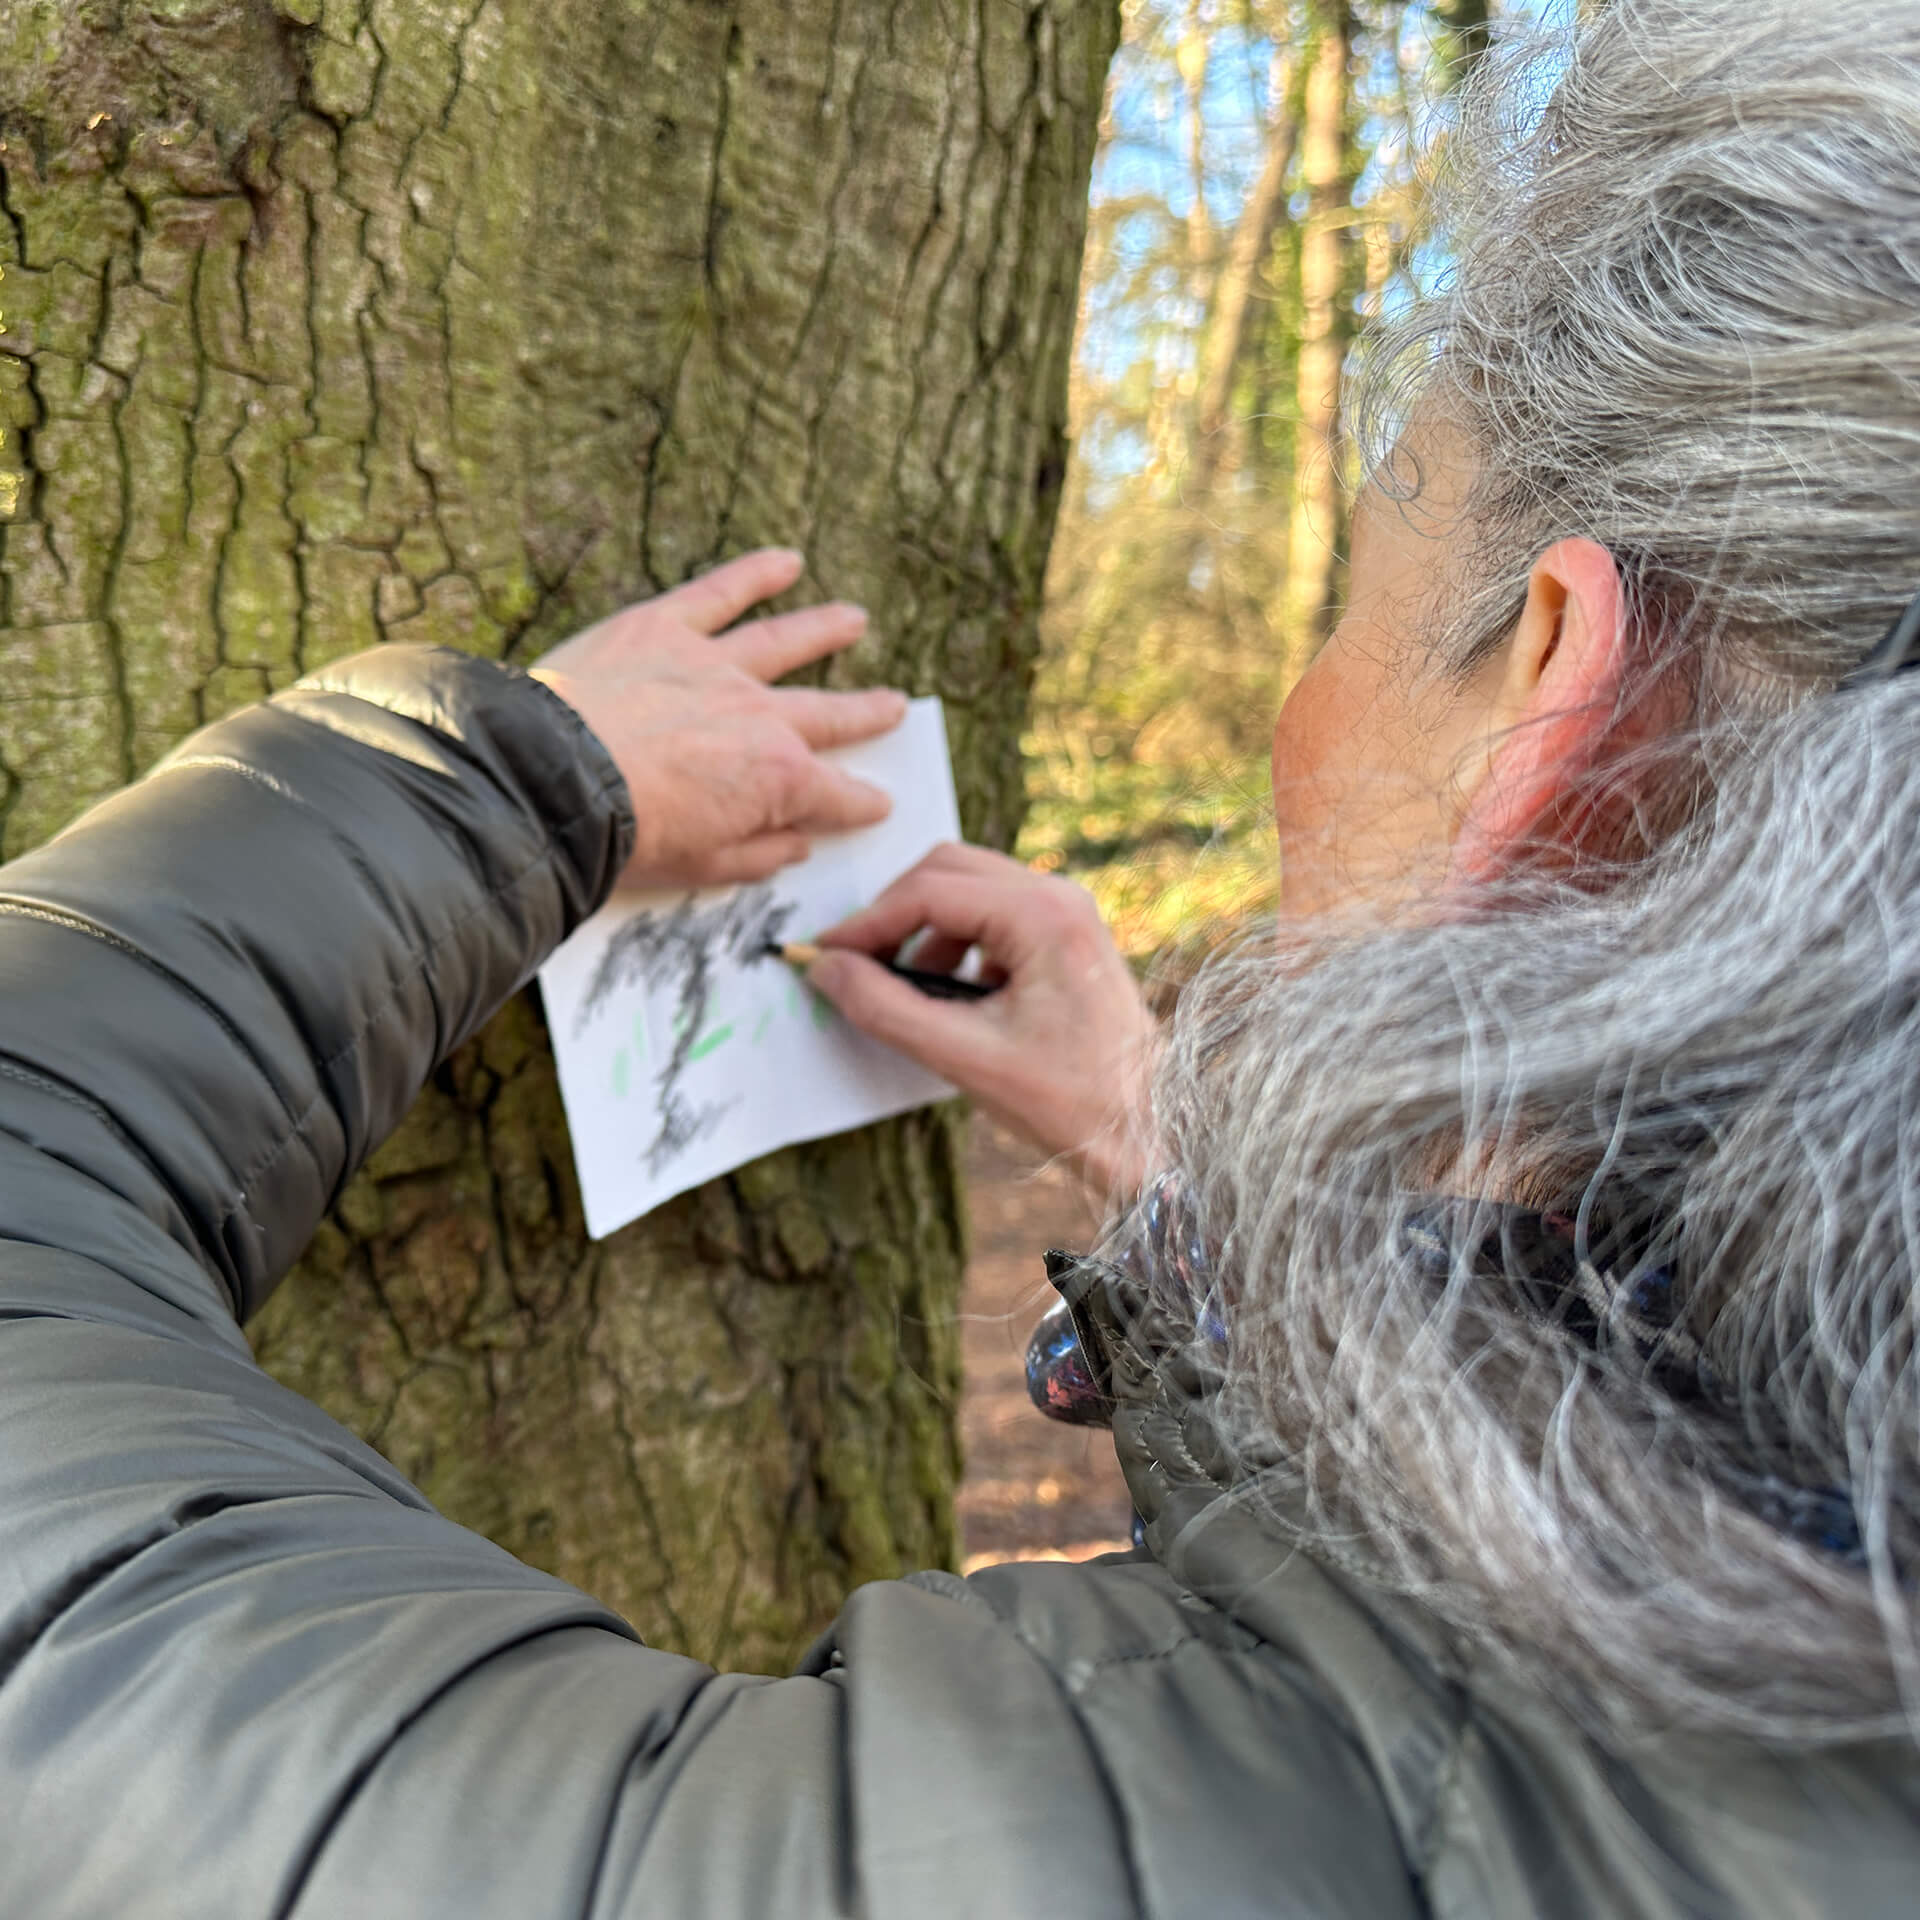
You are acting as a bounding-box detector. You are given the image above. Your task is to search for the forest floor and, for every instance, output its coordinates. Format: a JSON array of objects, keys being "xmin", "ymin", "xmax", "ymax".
[{"xmin": 955, "ymin": 1112, "xmax": 1135, "ymax": 1570}]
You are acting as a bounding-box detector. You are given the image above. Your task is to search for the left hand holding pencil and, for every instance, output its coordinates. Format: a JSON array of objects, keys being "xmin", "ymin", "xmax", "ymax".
[{"xmin": 807, "ymin": 843, "xmax": 1160, "ymax": 1199}]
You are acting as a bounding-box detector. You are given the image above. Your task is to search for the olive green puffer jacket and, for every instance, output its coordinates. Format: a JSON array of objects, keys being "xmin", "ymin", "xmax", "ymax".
[{"xmin": 2, "ymin": 648, "xmax": 1916, "ymax": 1918}]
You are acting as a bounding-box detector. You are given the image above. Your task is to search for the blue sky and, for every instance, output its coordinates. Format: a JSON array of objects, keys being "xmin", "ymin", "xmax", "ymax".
[{"xmin": 1078, "ymin": 0, "xmax": 1578, "ymax": 414}]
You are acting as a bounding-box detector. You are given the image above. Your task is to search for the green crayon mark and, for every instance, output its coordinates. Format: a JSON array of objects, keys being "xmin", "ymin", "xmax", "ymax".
[
  {"xmin": 612, "ymin": 1048, "xmax": 630, "ymax": 1098},
  {"xmin": 810, "ymin": 995, "xmax": 836, "ymax": 1031},
  {"xmin": 752, "ymin": 1008, "xmax": 775, "ymax": 1046},
  {"xmin": 687, "ymin": 1023, "xmax": 735, "ymax": 1063},
  {"xmin": 633, "ymin": 1010, "xmax": 649, "ymax": 1060}
]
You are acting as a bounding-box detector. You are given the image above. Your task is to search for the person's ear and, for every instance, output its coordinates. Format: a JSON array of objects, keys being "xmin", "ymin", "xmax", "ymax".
[{"xmin": 1448, "ymin": 537, "xmax": 1627, "ymax": 886}]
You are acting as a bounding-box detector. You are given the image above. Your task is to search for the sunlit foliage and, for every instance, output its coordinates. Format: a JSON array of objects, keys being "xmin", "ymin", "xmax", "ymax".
[{"xmin": 1022, "ymin": 0, "xmax": 1503, "ymax": 957}]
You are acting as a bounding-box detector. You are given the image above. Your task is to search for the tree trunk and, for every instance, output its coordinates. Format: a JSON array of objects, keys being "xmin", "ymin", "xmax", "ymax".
[
  {"xmin": 0, "ymin": 0, "xmax": 1117, "ymax": 1673},
  {"xmin": 1429, "ymin": 0, "xmax": 1496, "ymax": 93},
  {"xmin": 1175, "ymin": 7, "xmax": 1210, "ymax": 294},
  {"xmin": 1189, "ymin": 42, "xmax": 1296, "ymax": 493},
  {"xmin": 1281, "ymin": 5, "xmax": 1350, "ymax": 668}
]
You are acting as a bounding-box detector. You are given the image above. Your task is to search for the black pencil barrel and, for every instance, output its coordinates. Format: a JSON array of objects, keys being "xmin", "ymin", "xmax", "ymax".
[
  {"xmin": 760, "ymin": 941, "xmax": 998, "ymax": 1002},
  {"xmin": 886, "ymin": 964, "xmax": 998, "ymax": 1002}
]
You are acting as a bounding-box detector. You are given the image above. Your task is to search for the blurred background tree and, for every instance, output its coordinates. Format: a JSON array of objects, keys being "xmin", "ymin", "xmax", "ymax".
[{"xmin": 1023, "ymin": 0, "xmax": 1507, "ymax": 959}]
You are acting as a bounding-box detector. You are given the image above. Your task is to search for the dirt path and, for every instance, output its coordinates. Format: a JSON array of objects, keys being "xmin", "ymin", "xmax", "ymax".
[{"xmin": 956, "ymin": 1113, "xmax": 1135, "ymax": 1569}]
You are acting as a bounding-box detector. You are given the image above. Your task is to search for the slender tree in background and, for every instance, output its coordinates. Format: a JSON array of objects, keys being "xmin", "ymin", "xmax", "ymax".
[
  {"xmin": 0, "ymin": 0, "xmax": 1117, "ymax": 1671},
  {"xmin": 1281, "ymin": 4, "xmax": 1356, "ymax": 657},
  {"xmin": 1190, "ymin": 31, "xmax": 1297, "ymax": 493}
]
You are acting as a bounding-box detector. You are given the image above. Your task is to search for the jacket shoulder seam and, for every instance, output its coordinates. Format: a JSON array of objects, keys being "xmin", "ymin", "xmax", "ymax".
[
  {"xmin": 957, "ymin": 1574, "xmax": 1202, "ymax": 1688},
  {"xmin": 1410, "ymin": 1706, "xmax": 1474, "ymax": 1879}
]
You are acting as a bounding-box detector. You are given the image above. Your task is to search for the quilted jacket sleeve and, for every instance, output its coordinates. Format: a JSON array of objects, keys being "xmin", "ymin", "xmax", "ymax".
[
  {"xmin": 0, "ymin": 647, "xmax": 1418, "ymax": 1920},
  {"xmin": 0, "ymin": 649, "xmax": 870, "ymax": 1920}
]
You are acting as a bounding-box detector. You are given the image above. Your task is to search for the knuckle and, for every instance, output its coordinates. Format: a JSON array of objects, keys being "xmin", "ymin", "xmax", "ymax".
[
  {"xmin": 756, "ymin": 732, "xmax": 814, "ymax": 803},
  {"xmin": 1048, "ymin": 878, "xmax": 1104, "ymax": 927},
  {"xmin": 1033, "ymin": 883, "xmax": 1080, "ymax": 925}
]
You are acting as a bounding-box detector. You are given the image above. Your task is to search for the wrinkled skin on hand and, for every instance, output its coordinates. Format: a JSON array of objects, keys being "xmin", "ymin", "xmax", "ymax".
[
  {"xmin": 533, "ymin": 549, "xmax": 909, "ymax": 892},
  {"xmin": 809, "ymin": 843, "xmax": 1160, "ymax": 1199}
]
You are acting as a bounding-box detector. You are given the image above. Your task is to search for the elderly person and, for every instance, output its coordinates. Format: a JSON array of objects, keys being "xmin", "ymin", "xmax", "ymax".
[{"xmin": 4, "ymin": 2, "xmax": 1918, "ymax": 1914}]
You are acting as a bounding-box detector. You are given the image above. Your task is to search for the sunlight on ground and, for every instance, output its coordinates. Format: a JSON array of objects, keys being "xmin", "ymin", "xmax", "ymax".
[{"xmin": 963, "ymin": 1539, "xmax": 1135, "ymax": 1574}]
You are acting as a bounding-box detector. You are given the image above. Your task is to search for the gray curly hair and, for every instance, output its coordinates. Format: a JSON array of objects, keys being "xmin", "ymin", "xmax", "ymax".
[{"xmin": 1153, "ymin": 0, "xmax": 1920, "ymax": 1744}]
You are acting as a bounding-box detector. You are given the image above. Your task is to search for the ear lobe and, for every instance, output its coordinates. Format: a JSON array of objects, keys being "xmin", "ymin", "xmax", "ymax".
[{"xmin": 1448, "ymin": 538, "xmax": 1628, "ymax": 887}]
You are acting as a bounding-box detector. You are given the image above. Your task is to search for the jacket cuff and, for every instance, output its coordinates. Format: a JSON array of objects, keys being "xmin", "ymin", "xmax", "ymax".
[{"xmin": 290, "ymin": 646, "xmax": 637, "ymax": 921}]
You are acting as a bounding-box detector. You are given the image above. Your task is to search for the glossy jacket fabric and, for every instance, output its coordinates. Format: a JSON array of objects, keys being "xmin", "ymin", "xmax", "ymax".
[{"xmin": 1, "ymin": 647, "xmax": 1916, "ymax": 1919}]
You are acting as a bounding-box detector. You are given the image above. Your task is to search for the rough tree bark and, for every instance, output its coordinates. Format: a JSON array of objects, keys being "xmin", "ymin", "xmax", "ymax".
[{"xmin": 0, "ymin": 0, "xmax": 1117, "ymax": 1673}]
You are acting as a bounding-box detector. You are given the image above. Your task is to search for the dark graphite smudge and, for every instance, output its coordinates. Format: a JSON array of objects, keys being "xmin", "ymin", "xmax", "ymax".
[{"xmin": 574, "ymin": 887, "xmax": 799, "ymax": 1172}]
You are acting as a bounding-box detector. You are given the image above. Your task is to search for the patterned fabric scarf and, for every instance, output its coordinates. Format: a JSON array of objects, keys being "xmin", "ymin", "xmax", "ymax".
[{"xmin": 1027, "ymin": 1186, "xmax": 1866, "ymax": 1567}]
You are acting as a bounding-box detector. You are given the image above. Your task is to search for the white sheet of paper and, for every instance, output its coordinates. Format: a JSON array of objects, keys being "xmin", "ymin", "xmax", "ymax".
[{"xmin": 540, "ymin": 697, "xmax": 963, "ymax": 1240}]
